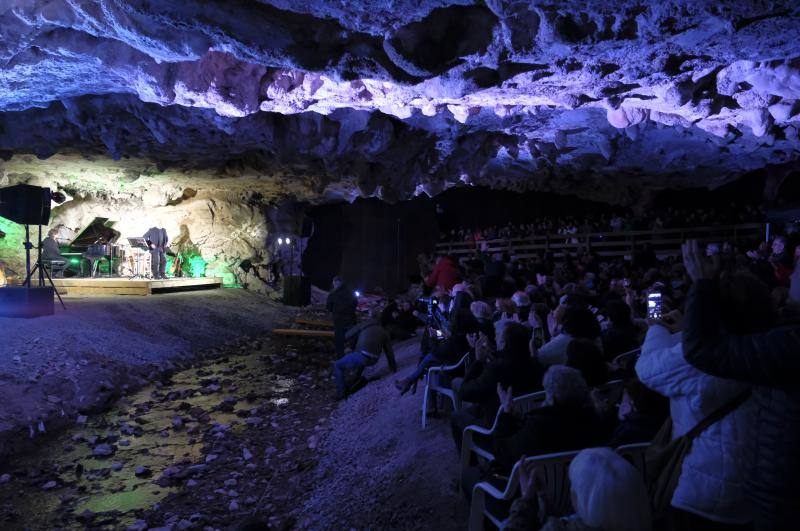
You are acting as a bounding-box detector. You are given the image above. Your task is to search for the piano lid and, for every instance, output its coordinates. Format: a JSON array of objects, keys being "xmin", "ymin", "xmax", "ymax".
[{"xmin": 68, "ymin": 217, "xmax": 121, "ymax": 249}]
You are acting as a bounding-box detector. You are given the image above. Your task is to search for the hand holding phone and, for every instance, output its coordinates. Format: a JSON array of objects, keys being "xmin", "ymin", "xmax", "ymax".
[{"xmin": 647, "ymin": 292, "xmax": 662, "ymax": 320}]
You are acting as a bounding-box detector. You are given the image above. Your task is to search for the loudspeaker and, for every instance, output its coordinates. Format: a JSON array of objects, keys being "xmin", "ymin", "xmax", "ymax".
[
  {"xmin": 283, "ymin": 275, "xmax": 310, "ymax": 306},
  {"xmin": 0, "ymin": 287, "xmax": 55, "ymax": 318},
  {"xmin": 0, "ymin": 184, "xmax": 52, "ymax": 225}
]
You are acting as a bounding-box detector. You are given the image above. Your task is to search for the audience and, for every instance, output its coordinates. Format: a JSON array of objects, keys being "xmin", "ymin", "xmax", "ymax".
[
  {"xmin": 439, "ymin": 203, "xmax": 764, "ymax": 244},
  {"xmin": 354, "ymin": 210, "xmax": 798, "ymax": 530},
  {"xmin": 506, "ymin": 448, "xmax": 652, "ymax": 531},
  {"xmin": 450, "ymin": 323, "xmax": 542, "ymax": 452}
]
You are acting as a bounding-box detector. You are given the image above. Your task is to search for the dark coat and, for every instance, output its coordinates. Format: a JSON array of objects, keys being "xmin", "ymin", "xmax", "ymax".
[
  {"xmin": 492, "ymin": 403, "xmax": 600, "ymax": 472},
  {"xmin": 601, "ymin": 324, "xmax": 640, "ymax": 361},
  {"xmin": 458, "ymin": 353, "xmax": 543, "ymax": 420},
  {"xmin": 431, "ymin": 333, "xmax": 470, "ymax": 365},
  {"xmin": 605, "ymin": 411, "xmax": 664, "ymax": 448},
  {"xmin": 144, "ymin": 227, "xmax": 168, "ymax": 248},
  {"xmin": 683, "ymin": 279, "xmax": 800, "ymax": 531},
  {"xmin": 326, "ymin": 285, "xmax": 357, "ymax": 325}
]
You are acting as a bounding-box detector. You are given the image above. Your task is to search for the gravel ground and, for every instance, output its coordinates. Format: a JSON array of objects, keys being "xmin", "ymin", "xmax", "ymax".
[
  {"xmin": 300, "ymin": 338, "xmax": 468, "ymax": 530},
  {"xmin": 0, "ymin": 289, "xmax": 290, "ymax": 458},
  {"xmin": 0, "ymin": 292, "xmax": 469, "ymax": 529}
]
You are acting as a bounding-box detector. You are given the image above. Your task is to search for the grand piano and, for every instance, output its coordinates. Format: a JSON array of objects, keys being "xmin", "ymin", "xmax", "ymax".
[{"xmin": 60, "ymin": 217, "xmax": 121, "ymax": 277}]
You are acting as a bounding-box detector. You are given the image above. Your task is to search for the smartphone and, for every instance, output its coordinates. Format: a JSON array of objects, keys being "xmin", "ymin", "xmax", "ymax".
[{"xmin": 647, "ymin": 292, "xmax": 662, "ymax": 320}]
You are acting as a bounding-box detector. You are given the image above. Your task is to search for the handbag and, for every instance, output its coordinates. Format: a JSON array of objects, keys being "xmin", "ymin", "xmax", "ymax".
[{"xmin": 645, "ymin": 389, "xmax": 751, "ymax": 519}]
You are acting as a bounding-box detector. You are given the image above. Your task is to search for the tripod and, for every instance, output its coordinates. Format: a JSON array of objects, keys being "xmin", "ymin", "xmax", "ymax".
[{"xmin": 22, "ymin": 224, "xmax": 67, "ymax": 310}]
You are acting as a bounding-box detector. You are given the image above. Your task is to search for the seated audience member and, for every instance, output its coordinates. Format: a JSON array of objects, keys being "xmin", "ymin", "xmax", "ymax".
[
  {"xmin": 494, "ymin": 298, "xmax": 518, "ymax": 350},
  {"xmin": 603, "ymin": 378, "xmax": 668, "ymax": 447},
  {"xmin": 470, "ymin": 300, "xmax": 496, "ymax": 344},
  {"xmin": 601, "ymin": 300, "xmax": 641, "ymax": 361},
  {"xmin": 565, "ymin": 338, "xmax": 608, "ymax": 387},
  {"xmin": 536, "ymin": 306, "xmax": 601, "ymax": 367},
  {"xmin": 451, "ymin": 323, "xmax": 543, "ymax": 452},
  {"xmin": 332, "ymin": 309, "xmax": 396, "ymax": 400},
  {"xmin": 484, "ymin": 366, "xmax": 598, "ymax": 475},
  {"xmin": 682, "ymin": 239, "xmax": 800, "ymax": 531},
  {"xmin": 511, "ymin": 291, "xmax": 532, "ymax": 322},
  {"xmin": 394, "ymin": 309, "xmax": 476, "ymax": 395},
  {"xmin": 506, "ymin": 448, "xmax": 652, "ymax": 531},
  {"xmin": 636, "ymin": 293, "xmax": 759, "ymax": 528}
]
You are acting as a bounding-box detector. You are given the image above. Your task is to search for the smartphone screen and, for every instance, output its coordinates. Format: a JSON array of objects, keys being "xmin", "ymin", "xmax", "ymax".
[{"xmin": 647, "ymin": 292, "xmax": 662, "ymax": 319}]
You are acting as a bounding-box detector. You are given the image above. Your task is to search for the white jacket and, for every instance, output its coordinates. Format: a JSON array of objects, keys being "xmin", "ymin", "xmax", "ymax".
[{"xmin": 635, "ymin": 325, "xmax": 753, "ymax": 524}]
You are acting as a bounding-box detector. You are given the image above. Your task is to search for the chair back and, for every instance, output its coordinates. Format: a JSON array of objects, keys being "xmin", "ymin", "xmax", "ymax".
[
  {"xmin": 611, "ymin": 348, "xmax": 641, "ymax": 372},
  {"xmin": 615, "ymin": 442, "xmax": 649, "ymax": 481}
]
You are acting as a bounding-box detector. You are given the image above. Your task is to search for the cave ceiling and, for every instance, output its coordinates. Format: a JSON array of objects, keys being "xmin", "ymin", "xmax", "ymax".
[{"xmin": 1, "ymin": 0, "xmax": 800, "ymax": 204}]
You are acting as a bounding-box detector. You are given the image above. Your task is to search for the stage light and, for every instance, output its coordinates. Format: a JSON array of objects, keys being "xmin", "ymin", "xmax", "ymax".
[
  {"xmin": 354, "ymin": 290, "xmax": 361, "ymax": 297},
  {"xmin": 277, "ymin": 238, "xmax": 284, "ymax": 245},
  {"xmin": 285, "ymin": 237, "xmax": 291, "ymax": 245}
]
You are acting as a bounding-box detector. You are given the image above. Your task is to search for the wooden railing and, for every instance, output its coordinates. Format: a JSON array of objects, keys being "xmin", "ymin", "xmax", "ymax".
[{"xmin": 435, "ymin": 223, "xmax": 766, "ymax": 259}]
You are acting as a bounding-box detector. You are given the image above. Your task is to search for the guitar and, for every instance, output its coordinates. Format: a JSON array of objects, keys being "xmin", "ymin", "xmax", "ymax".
[{"xmin": 169, "ymin": 252, "xmax": 184, "ymax": 277}]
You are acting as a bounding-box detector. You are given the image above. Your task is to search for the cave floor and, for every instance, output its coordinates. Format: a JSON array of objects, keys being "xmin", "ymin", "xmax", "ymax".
[{"xmin": 0, "ymin": 293, "xmax": 467, "ymax": 529}]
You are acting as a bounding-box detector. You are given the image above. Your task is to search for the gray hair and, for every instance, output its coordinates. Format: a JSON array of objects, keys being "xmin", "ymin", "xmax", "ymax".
[
  {"xmin": 470, "ymin": 301, "xmax": 492, "ymax": 320},
  {"xmin": 568, "ymin": 448, "xmax": 652, "ymax": 531},
  {"xmin": 542, "ymin": 365, "xmax": 588, "ymax": 406}
]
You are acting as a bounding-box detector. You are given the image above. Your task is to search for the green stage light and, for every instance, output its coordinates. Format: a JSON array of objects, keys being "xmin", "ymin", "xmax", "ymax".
[{"xmin": 186, "ymin": 254, "xmax": 207, "ymax": 278}]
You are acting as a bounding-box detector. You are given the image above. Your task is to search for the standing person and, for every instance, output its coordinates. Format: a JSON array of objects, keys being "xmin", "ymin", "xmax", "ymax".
[
  {"xmin": 425, "ymin": 254, "xmax": 461, "ymax": 293},
  {"xmin": 332, "ymin": 309, "xmax": 396, "ymax": 400},
  {"xmin": 143, "ymin": 226, "xmax": 168, "ymax": 279},
  {"xmin": 327, "ymin": 276, "xmax": 357, "ymax": 358},
  {"xmin": 682, "ymin": 240, "xmax": 800, "ymax": 531}
]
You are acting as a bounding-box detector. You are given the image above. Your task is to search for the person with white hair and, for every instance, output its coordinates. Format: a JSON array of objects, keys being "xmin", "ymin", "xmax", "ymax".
[
  {"xmin": 511, "ymin": 290, "xmax": 532, "ymax": 322},
  {"xmin": 506, "ymin": 447, "xmax": 652, "ymax": 531},
  {"xmin": 482, "ymin": 366, "xmax": 599, "ymax": 474},
  {"xmin": 470, "ymin": 300, "xmax": 496, "ymax": 343}
]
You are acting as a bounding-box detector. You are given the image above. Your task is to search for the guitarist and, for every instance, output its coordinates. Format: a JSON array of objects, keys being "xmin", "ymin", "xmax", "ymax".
[{"xmin": 143, "ymin": 226, "xmax": 168, "ymax": 280}]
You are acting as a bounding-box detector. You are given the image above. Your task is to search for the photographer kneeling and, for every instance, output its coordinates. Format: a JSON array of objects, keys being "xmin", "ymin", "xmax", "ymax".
[{"xmin": 332, "ymin": 308, "xmax": 396, "ymax": 400}]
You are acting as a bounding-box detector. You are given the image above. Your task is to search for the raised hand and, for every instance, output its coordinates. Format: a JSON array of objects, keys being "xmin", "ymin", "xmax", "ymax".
[
  {"xmin": 497, "ymin": 383, "xmax": 513, "ymax": 413},
  {"xmin": 682, "ymin": 239, "xmax": 719, "ymax": 282}
]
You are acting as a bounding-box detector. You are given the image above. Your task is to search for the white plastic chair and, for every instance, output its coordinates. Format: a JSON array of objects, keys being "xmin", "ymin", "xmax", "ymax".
[
  {"xmin": 616, "ymin": 442, "xmax": 650, "ymax": 481},
  {"xmin": 611, "ymin": 348, "xmax": 641, "ymax": 371},
  {"xmin": 469, "ymin": 443, "xmax": 652, "ymax": 531},
  {"xmin": 460, "ymin": 391, "xmax": 547, "ymax": 476},
  {"xmin": 420, "ymin": 352, "xmax": 470, "ymax": 429},
  {"xmin": 469, "ymin": 449, "xmax": 580, "ymax": 531}
]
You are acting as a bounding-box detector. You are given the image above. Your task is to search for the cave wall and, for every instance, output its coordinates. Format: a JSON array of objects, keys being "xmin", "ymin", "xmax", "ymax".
[{"xmin": 0, "ymin": 154, "xmax": 280, "ymax": 291}]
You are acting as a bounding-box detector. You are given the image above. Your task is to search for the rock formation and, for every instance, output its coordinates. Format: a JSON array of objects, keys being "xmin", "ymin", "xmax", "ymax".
[{"xmin": 1, "ymin": 1, "xmax": 799, "ymax": 282}]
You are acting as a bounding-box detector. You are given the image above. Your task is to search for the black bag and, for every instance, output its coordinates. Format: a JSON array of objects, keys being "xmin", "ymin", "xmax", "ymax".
[{"xmin": 645, "ymin": 389, "xmax": 751, "ymax": 520}]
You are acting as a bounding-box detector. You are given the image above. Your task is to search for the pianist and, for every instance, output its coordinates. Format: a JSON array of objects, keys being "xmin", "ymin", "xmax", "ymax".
[{"xmin": 41, "ymin": 228, "xmax": 67, "ymax": 263}]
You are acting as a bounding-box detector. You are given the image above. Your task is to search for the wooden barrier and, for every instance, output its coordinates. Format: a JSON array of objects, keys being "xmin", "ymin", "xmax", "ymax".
[
  {"xmin": 294, "ymin": 318, "xmax": 334, "ymax": 328},
  {"xmin": 271, "ymin": 328, "xmax": 335, "ymax": 338},
  {"xmin": 435, "ymin": 223, "xmax": 766, "ymax": 259}
]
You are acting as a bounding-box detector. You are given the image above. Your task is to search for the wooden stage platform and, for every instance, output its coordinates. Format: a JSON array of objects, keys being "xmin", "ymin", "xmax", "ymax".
[{"xmin": 51, "ymin": 277, "xmax": 223, "ymax": 296}]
